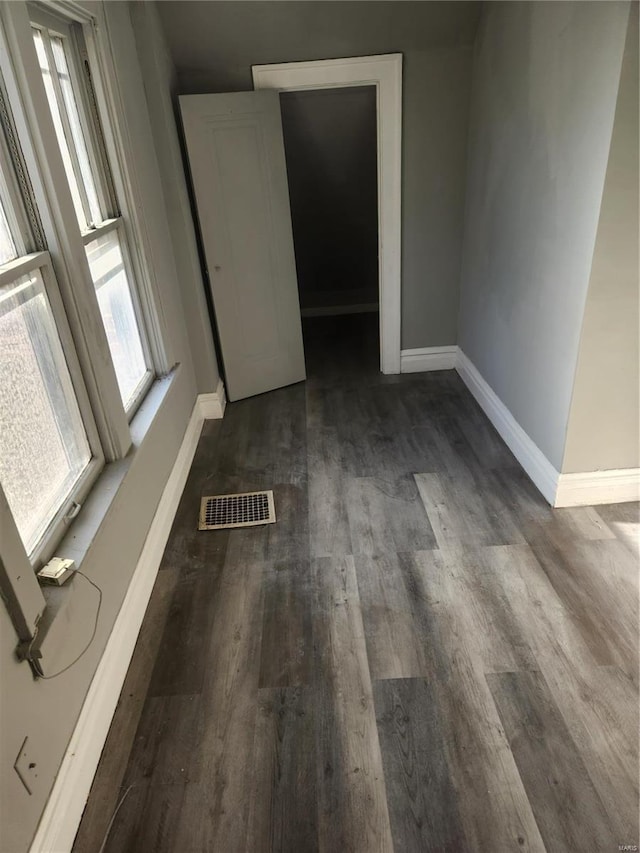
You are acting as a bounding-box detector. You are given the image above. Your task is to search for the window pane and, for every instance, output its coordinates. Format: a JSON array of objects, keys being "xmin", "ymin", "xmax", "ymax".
[
  {"xmin": 51, "ymin": 37, "xmax": 101, "ymax": 227},
  {"xmin": 0, "ymin": 269, "xmax": 91, "ymax": 553},
  {"xmin": 32, "ymin": 28, "xmax": 87, "ymax": 230},
  {"xmin": 85, "ymin": 230, "xmax": 147, "ymax": 408}
]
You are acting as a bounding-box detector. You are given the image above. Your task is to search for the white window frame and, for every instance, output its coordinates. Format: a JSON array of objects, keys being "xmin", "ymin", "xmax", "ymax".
[
  {"xmin": 0, "ymin": 0, "xmax": 178, "ymax": 652},
  {"xmin": 0, "ymin": 250, "xmax": 105, "ymax": 565},
  {"xmin": 30, "ymin": 5, "xmax": 157, "ymax": 418},
  {"xmin": 0, "ymin": 0, "xmax": 173, "ymax": 585},
  {"xmin": 0, "ymin": 0, "xmax": 133, "ymax": 463},
  {"xmin": 0, "ymin": 49, "xmax": 105, "ymax": 566},
  {"xmin": 81, "ymin": 217, "xmax": 155, "ymax": 417},
  {"xmin": 77, "ymin": 4, "xmax": 172, "ymax": 380}
]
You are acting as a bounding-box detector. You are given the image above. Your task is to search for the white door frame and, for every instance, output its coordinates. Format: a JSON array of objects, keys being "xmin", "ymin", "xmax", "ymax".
[{"xmin": 252, "ymin": 53, "xmax": 402, "ymax": 375}]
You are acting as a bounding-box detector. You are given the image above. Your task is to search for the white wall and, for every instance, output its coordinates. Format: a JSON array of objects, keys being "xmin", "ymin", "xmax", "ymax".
[
  {"xmin": 0, "ymin": 4, "xmax": 208, "ymax": 851},
  {"xmin": 562, "ymin": 4, "xmax": 639, "ymax": 474},
  {"xmin": 457, "ymin": 1, "xmax": 630, "ymax": 470}
]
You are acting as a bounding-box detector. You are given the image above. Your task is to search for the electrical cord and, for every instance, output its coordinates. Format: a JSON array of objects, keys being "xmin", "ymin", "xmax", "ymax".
[
  {"xmin": 97, "ymin": 784, "xmax": 134, "ymax": 853},
  {"xmin": 32, "ymin": 570, "xmax": 102, "ymax": 680}
]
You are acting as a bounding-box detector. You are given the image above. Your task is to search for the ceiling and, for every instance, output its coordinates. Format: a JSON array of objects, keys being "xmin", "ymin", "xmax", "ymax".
[{"xmin": 157, "ymin": 1, "xmax": 484, "ymax": 92}]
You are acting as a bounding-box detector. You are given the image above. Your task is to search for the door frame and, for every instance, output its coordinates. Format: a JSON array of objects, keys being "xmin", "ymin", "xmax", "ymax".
[{"xmin": 252, "ymin": 53, "xmax": 402, "ymax": 375}]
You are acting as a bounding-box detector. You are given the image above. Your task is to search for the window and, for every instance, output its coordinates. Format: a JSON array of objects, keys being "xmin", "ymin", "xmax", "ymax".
[
  {"xmin": 0, "ymin": 264, "xmax": 92, "ymax": 553},
  {"xmin": 0, "ymin": 1, "xmax": 164, "ymax": 569},
  {"xmin": 32, "ymin": 11, "xmax": 154, "ymax": 413},
  {"xmin": 0, "ymin": 79, "xmax": 103, "ymax": 561}
]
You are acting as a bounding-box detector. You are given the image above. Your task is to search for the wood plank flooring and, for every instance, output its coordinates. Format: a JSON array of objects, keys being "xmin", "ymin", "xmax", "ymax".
[{"xmin": 73, "ymin": 314, "xmax": 639, "ymax": 853}]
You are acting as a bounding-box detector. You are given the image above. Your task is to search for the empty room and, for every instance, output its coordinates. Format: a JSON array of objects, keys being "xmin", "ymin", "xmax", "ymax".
[{"xmin": 0, "ymin": 2, "xmax": 638, "ymax": 852}]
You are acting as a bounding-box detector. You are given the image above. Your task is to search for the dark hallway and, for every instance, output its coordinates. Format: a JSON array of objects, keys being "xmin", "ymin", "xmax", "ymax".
[
  {"xmin": 302, "ymin": 312, "xmax": 380, "ymax": 385},
  {"xmin": 280, "ymin": 86, "xmax": 379, "ymax": 320}
]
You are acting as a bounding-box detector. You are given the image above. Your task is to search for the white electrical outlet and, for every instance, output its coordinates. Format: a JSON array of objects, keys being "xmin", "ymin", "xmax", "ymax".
[{"xmin": 37, "ymin": 557, "xmax": 75, "ymax": 586}]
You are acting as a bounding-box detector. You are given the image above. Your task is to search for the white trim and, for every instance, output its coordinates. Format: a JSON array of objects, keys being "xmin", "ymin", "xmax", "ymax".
[
  {"xmin": 0, "ymin": 1, "xmax": 133, "ymax": 461},
  {"xmin": 252, "ymin": 54, "xmax": 402, "ymax": 375},
  {"xmin": 80, "ymin": 217, "xmax": 120, "ymax": 245},
  {"xmin": 455, "ymin": 349, "xmax": 560, "ymax": 505},
  {"xmin": 0, "ymin": 250, "xmax": 49, "ymax": 288},
  {"xmin": 301, "ymin": 303, "xmax": 379, "ymax": 318},
  {"xmin": 28, "ymin": 387, "xmax": 226, "ymax": 853},
  {"xmin": 555, "ymin": 469, "xmax": 640, "ymax": 507},
  {"xmin": 39, "ymin": 2, "xmax": 95, "ymax": 25},
  {"xmin": 84, "ymin": 5, "xmax": 173, "ymax": 376},
  {"xmin": 401, "ymin": 346, "xmax": 457, "ymax": 373},
  {"xmin": 455, "ymin": 349, "xmax": 639, "ymax": 508},
  {"xmin": 197, "ymin": 378, "xmax": 227, "ymax": 420}
]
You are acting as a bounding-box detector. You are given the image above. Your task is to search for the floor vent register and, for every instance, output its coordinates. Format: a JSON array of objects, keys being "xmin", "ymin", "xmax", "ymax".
[{"xmin": 198, "ymin": 490, "xmax": 276, "ymax": 530}]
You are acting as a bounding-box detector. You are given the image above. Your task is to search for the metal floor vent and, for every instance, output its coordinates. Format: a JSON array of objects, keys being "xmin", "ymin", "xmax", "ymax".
[{"xmin": 198, "ymin": 490, "xmax": 276, "ymax": 531}]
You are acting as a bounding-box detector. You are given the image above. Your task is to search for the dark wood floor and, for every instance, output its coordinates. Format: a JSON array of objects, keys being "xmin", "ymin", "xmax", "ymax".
[{"xmin": 73, "ymin": 314, "xmax": 639, "ymax": 853}]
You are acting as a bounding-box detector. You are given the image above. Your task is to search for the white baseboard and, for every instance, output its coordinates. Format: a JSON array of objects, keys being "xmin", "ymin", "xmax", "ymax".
[
  {"xmin": 555, "ymin": 468, "xmax": 640, "ymax": 507},
  {"xmin": 29, "ymin": 391, "xmax": 219, "ymax": 853},
  {"xmin": 455, "ymin": 349, "xmax": 560, "ymax": 505},
  {"xmin": 455, "ymin": 350, "xmax": 640, "ymax": 508},
  {"xmin": 300, "ymin": 303, "xmax": 379, "ymax": 318},
  {"xmin": 401, "ymin": 346, "xmax": 457, "ymax": 373},
  {"xmin": 197, "ymin": 378, "xmax": 226, "ymax": 419},
  {"xmin": 27, "ymin": 355, "xmax": 636, "ymax": 850}
]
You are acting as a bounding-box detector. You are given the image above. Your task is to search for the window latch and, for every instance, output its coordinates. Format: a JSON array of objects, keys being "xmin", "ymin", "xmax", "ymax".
[{"xmin": 64, "ymin": 501, "xmax": 82, "ymax": 522}]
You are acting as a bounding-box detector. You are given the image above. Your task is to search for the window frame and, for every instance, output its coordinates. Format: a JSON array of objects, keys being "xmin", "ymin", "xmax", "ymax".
[
  {"xmin": 0, "ymin": 29, "xmax": 106, "ymax": 565},
  {"xmin": 32, "ymin": 20, "xmax": 99, "ymax": 230},
  {"xmin": 76, "ymin": 3, "xmax": 172, "ymax": 380},
  {"xmin": 0, "ymin": 0, "xmax": 174, "ymax": 578},
  {"xmin": 0, "ymin": 0, "xmax": 180, "ymax": 646},
  {"xmin": 0, "ymin": 250, "xmax": 105, "ymax": 565},
  {"xmin": 0, "ymin": 0, "xmax": 133, "ymax": 465},
  {"xmin": 82, "ymin": 216, "xmax": 155, "ymax": 416},
  {"xmin": 29, "ymin": 5, "xmax": 157, "ymax": 419}
]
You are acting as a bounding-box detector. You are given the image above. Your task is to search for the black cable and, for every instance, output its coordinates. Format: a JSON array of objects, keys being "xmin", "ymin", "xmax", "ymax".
[{"xmin": 35, "ymin": 570, "xmax": 102, "ymax": 680}]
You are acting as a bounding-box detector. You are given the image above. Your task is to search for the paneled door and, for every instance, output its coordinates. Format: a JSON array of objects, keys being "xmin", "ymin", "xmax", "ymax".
[{"xmin": 180, "ymin": 90, "xmax": 305, "ymax": 401}]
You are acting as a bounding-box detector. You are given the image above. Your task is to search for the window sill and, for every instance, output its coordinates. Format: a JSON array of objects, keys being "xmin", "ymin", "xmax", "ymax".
[
  {"xmin": 32, "ymin": 369, "xmax": 179, "ymax": 664},
  {"xmin": 55, "ymin": 370, "xmax": 177, "ymax": 564}
]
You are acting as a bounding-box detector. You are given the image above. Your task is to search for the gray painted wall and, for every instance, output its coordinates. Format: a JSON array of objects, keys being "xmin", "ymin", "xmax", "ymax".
[
  {"xmin": 157, "ymin": 1, "xmax": 478, "ymax": 349},
  {"xmin": 457, "ymin": 1, "xmax": 630, "ymax": 470},
  {"xmin": 562, "ymin": 5, "xmax": 639, "ymax": 474},
  {"xmin": 130, "ymin": 3, "xmax": 220, "ymax": 394},
  {"xmin": 403, "ymin": 47, "xmax": 472, "ymax": 349},
  {"xmin": 0, "ymin": 5, "xmax": 207, "ymax": 850},
  {"xmin": 280, "ymin": 86, "xmax": 378, "ymax": 312}
]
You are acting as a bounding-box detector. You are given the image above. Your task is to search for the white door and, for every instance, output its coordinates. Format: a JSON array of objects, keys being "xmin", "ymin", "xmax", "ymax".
[{"xmin": 180, "ymin": 91, "xmax": 305, "ymax": 401}]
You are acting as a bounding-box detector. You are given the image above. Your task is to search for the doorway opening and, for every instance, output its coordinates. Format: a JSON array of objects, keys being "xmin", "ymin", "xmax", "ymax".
[
  {"xmin": 279, "ymin": 85, "xmax": 379, "ymax": 380},
  {"xmin": 252, "ymin": 54, "xmax": 403, "ymax": 375}
]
